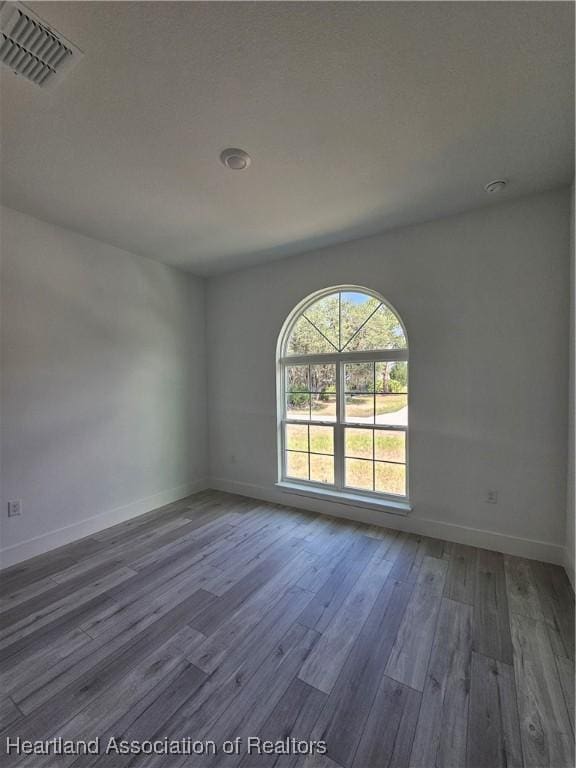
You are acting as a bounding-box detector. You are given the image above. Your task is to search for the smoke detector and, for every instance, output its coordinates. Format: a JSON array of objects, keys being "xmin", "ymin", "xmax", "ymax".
[
  {"xmin": 484, "ymin": 179, "xmax": 507, "ymax": 194},
  {"xmin": 220, "ymin": 148, "xmax": 251, "ymax": 171},
  {"xmin": 0, "ymin": 2, "xmax": 83, "ymax": 89}
]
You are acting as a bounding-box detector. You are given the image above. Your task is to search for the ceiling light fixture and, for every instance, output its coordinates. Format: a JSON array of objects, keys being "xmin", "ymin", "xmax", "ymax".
[
  {"xmin": 484, "ymin": 179, "xmax": 507, "ymax": 194},
  {"xmin": 220, "ymin": 148, "xmax": 251, "ymax": 170}
]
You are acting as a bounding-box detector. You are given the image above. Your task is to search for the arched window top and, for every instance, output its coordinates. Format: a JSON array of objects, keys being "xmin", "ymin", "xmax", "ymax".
[{"xmin": 282, "ymin": 287, "xmax": 407, "ymax": 358}]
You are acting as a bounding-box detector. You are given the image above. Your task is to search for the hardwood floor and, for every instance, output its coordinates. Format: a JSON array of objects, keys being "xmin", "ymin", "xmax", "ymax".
[{"xmin": 0, "ymin": 490, "xmax": 573, "ymax": 768}]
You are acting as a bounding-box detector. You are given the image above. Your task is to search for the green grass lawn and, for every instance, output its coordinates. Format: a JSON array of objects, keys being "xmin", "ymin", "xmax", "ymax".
[
  {"xmin": 285, "ymin": 448, "xmax": 405, "ymax": 494},
  {"xmin": 344, "ymin": 393, "xmax": 407, "ymax": 417},
  {"xmin": 286, "ymin": 424, "xmax": 405, "ymax": 461},
  {"xmin": 306, "ymin": 393, "xmax": 407, "ymax": 419},
  {"xmin": 285, "ymin": 423, "xmax": 406, "ymax": 494}
]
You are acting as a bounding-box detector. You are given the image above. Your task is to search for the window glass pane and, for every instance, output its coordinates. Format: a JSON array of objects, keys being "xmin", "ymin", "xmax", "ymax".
[
  {"xmin": 287, "ymin": 392, "xmax": 310, "ymax": 420},
  {"xmin": 345, "ymin": 458, "xmax": 373, "ymax": 491},
  {"xmin": 312, "ymin": 393, "xmax": 336, "ymax": 422},
  {"xmin": 344, "ymin": 304, "xmax": 407, "ymax": 351},
  {"xmin": 287, "ymin": 315, "xmax": 335, "ymax": 355},
  {"xmin": 375, "ymin": 361, "xmax": 408, "ymax": 393},
  {"xmin": 344, "ymin": 362, "xmax": 374, "ymax": 393},
  {"xmin": 375, "ymin": 462, "xmax": 406, "ymax": 495},
  {"xmin": 310, "ymin": 426, "xmax": 333, "ymax": 455},
  {"xmin": 340, "ymin": 293, "xmax": 381, "ymax": 350},
  {"xmin": 345, "ymin": 393, "xmax": 374, "ymax": 423},
  {"xmin": 303, "ymin": 294, "xmax": 340, "ymax": 350},
  {"xmin": 345, "ymin": 428, "xmax": 373, "ymax": 459},
  {"xmin": 310, "ymin": 454, "xmax": 334, "ymax": 485},
  {"xmin": 286, "ymin": 424, "xmax": 308, "ymax": 452},
  {"xmin": 375, "ymin": 394, "xmax": 407, "ymax": 426},
  {"xmin": 310, "ymin": 364, "xmax": 336, "ymax": 422},
  {"xmin": 374, "ymin": 430, "xmax": 405, "ymax": 463},
  {"xmin": 286, "ymin": 451, "xmax": 309, "ymax": 480},
  {"xmin": 287, "ymin": 365, "xmax": 309, "ymax": 392},
  {"xmin": 310, "ymin": 363, "xmax": 336, "ymax": 393}
]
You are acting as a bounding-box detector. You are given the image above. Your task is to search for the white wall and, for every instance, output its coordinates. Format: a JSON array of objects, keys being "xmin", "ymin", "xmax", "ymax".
[
  {"xmin": 0, "ymin": 207, "xmax": 207, "ymax": 567},
  {"xmin": 207, "ymin": 189, "xmax": 571, "ymax": 564},
  {"xmin": 567, "ymin": 182, "xmax": 575, "ymax": 588}
]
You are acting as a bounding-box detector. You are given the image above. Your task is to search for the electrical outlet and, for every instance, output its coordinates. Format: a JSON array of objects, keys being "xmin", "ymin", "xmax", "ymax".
[
  {"xmin": 7, "ymin": 500, "xmax": 22, "ymax": 517},
  {"xmin": 485, "ymin": 490, "xmax": 498, "ymax": 504}
]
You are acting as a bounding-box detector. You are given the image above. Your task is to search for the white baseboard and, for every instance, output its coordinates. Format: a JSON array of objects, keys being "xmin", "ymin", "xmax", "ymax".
[
  {"xmin": 1, "ymin": 476, "xmax": 567, "ymax": 572},
  {"xmin": 0, "ymin": 479, "xmax": 209, "ymax": 569},
  {"xmin": 210, "ymin": 477, "xmax": 566, "ymax": 566}
]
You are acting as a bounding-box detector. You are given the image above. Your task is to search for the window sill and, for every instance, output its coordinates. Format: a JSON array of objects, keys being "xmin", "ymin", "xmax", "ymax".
[{"xmin": 275, "ymin": 482, "xmax": 411, "ymax": 516}]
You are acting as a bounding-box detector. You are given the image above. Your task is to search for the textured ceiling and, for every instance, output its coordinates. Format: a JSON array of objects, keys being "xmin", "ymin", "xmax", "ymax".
[{"xmin": 1, "ymin": 1, "xmax": 574, "ymax": 275}]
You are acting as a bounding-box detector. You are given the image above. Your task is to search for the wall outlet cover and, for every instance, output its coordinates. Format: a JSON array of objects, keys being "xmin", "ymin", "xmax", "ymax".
[{"xmin": 8, "ymin": 500, "xmax": 22, "ymax": 517}]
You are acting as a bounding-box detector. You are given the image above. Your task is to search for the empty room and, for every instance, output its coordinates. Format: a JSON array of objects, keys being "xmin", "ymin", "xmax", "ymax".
[{"xmin": 0, "ymin": 1, "xmax": 574, "ymax": 767}]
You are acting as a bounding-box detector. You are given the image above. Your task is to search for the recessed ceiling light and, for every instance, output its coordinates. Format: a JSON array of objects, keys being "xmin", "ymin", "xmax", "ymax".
[
  {"xmin": 484, "ymin": 179, "xmax": 507, "ymax": 194},
  {"xmin": 220, "ymin": 148, "xmax": 251, "ymax": 171}
]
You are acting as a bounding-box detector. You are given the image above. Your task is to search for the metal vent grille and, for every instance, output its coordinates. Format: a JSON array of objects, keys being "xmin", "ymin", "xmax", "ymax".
[{"xmin": 0, "ymin": 2, "xmax": 82, "ymax": 88}]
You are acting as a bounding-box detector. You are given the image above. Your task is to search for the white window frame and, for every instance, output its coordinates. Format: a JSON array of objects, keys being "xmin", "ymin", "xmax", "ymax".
[{"xmin": 276, "ymin": 286, "xmax": 410, "ymax": 510}]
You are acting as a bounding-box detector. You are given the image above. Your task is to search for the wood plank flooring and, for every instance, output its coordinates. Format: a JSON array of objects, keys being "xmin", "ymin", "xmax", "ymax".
[{"xmin": 0, "ymin": 490, "xmax": 573, "ymax": 767}]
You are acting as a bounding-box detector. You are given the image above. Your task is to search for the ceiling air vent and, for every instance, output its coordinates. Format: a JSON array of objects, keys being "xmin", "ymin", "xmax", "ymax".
[{"xmin": 0, "ymin": 2, "xmax": 82, "ymax": 88}]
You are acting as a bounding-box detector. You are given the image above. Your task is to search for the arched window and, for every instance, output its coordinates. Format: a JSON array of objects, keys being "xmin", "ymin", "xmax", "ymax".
[{"xmin": 277, "ymin": 286, "xmax": 409, "ymax": 504}]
